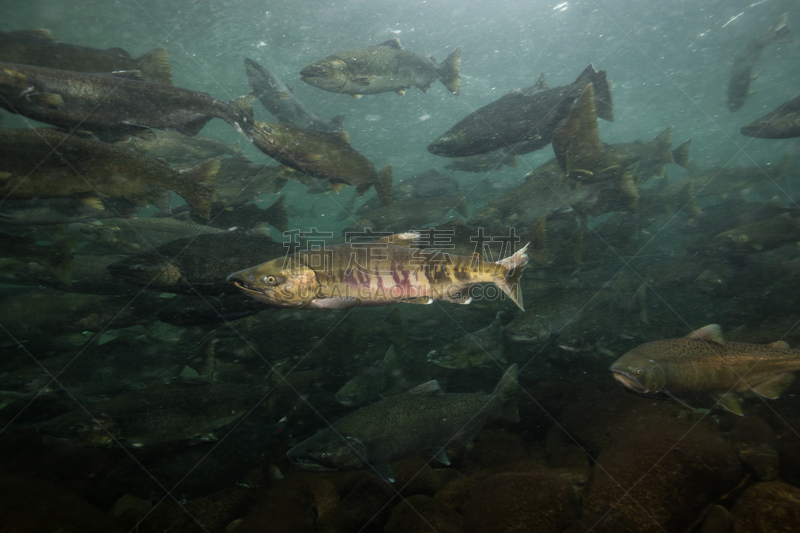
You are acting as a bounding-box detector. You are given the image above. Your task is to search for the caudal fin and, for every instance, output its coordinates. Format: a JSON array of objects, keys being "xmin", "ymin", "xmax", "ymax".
[
  {"xmin": 575, "ymin": 64, "xmax": 614, "ymax": 122},
  {"xmin": 766, "ymin": 13, "xmax": 793, "ymax": 44},
  {"xmin": 438, "ymin": 47, "xmax": 462, "ymax": 95},
  {"xmin": 672, "ymin": 139, "xmax": 691, "ymax": 169},
  {"xmin": 374, "ymin": 164, "xmax": 393, "ymax": 207},
  {"xmin": 494, "ymin": 244, "xmax": 529, "ymax": 311},
  {"xmin": 137, "ymin": 47, "xmax": 173, "ymax": 85},
  {"xmin": 265, "ymin": 195, "xmax": 288, "ymax": 233},
  {"xmin": 41, "ymin": 236, "xmax": 78, "ymax": 286},
  {"xmin": 492, "ymin": 364, "xmax": 519, "ymax": 422},
  {"xmin": 177, "ymin": 157, "xmax": 220, "ymax": 220},
  {"xmin": 648, "ymin": 126, "xmax": 675, "ymax": 165}
]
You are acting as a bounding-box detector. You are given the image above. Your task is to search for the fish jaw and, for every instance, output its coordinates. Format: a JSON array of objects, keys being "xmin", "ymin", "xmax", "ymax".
[
  {"xmin": 300, "ymin": 59, "xmax": 349, "ymax": 92},
  {"xmin": 610, "ymin": 367, "xmax": 649, "ymax": 394},
  {"xmin": 286, "ymin": 432, "xmax": 367, "ymax": 472},
  {"xmin": 227, "ymin": 261, "xmax": 318, "ymax": 308}
]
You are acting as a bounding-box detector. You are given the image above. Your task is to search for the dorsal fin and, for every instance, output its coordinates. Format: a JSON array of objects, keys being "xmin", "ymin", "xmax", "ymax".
[
  {"xmin": 331, "ymin": 130, "xmax": 350, "ymax": 144},
  {"xmin": 16, "ymin": 29, "xmax": 56, "ymax": 41},
  {"xmin": 686, "ymin": 324, "xmax": 725, "ymax": 345},
  {"xmin": 379, "ymin": 38, "xmax": 403, "ymax": 49},
  {"xmin": 769, "ymin": 340, "xmax": 790, "ymax": 349},
  {"xmin": 375, "ymin": 232, "xmax": 419, "ymax": 247},
  {"xmin": 405, "ymin": 380, "xmax": 444, "ymax": 396}
]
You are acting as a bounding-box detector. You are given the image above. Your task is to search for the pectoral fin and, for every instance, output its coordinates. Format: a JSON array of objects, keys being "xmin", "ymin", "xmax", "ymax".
[
  {"xmin": 369, "ymin": 462, "xmax": 395, "ymax": 483},
  {"xmin": 427, "ymin": 446, "xmax": 451, "ymax": 466},
  {"xmin": 751, "ymin": 373, "xmax": 794, "ymax": 400},
  {"xmin": 28, "ymin": 92, "xmax": 64, "ymax": 109},
  {"xmin": 714, "ymin": 392, "xmax": 743, "ymax": 416},
  {"xmin": 352, "ymin": 76, "xmax": 376, "ymax": 86}
]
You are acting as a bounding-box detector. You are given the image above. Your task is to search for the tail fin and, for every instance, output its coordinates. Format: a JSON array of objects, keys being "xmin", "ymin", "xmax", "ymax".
[
  {"xmin": 438, "ymin": 47, "xmax": 462, "ymax": 95},
  {"xmin": 672, "ymin": 139, "xmax": 691, "ymax": 169},
  {"xmin": 575, "ymin": 64, "xmax": 614, "ymax": 122},
  {"xmin": 265, "ymin": 195, "xmax": 288, "ymax": 233},
  {"xmin": 492, "ymin": 364, "xmax": 519, "ymax": 422},
  {"xmin": 503, "ymin": 154, "xmax": 519, "ymax": 169},
  {"xmin": 494, "ymin": 244, "xmax": 529, "ymax": 311},
  {"xmin": 137, "ymin": 47, "xmax": 172, "ymax": 85},
  {"xmin": 453, "ymin": 189, "xmax": 469, "ymax": 218},
  {"xmin": 382, "ymin": 345, "xmax": 398, "ymax": 378},
  {"xmin": 648, "ymin": 127, "xmax": 675, "ymax": 165},
  {"xmin": 177, "ymin": 157, "xmax": 220, "ymax": 220},
  {"xmin": 230, "ymin": 95, "xmax": 255, "ymax": 138},
  {"xmin": 766, "ymin": 13, "xmax": 793, "ymax": 44},
  {"xmin": 330, "ymin": 113, "xmax": 347, "ymax": 130},
  {"xmin": 42, "ymin": 236, "xmax": 78, "ymax": 286},
  {"xmin": 553, "ymin": 83, "xmax": 603, "ymax": 176},
  {"xmin": 374, "ymin": 165, "xmax": 393, "ymax": 206}
]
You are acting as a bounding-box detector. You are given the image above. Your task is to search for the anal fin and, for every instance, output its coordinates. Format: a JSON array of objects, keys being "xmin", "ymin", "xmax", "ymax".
[
  {"xmin": 427, "ymin": 446, "xmax": 451, "ymax": 466},
  {"xmin": 714, "ymin": 392, "xmax": 744, "ymax": 416},
  {"xmin": 751, "ymin": 373, "xmax": 794, "ymax": 400}
]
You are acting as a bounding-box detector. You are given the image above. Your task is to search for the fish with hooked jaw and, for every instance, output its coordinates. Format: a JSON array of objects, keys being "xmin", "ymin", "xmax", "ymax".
[
  {"xmin": 227, "ymin": 232, "xmax": 529, "ymax": 310},
  {"xmin": 610, "ymin": 324, "xmax": 800, "ymax": 415}
]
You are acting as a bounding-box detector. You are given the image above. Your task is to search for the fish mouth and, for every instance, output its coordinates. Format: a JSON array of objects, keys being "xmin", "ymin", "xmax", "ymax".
[
  {"xmin": 287, "ymin": 455, "xmax": 334, "ymax": 472},
  {"xmin": 610, "ymin": 369, "xmax": 647, "ymax": 393},
  {"xmin": 506, "ymin": 333, "xmax": 539, "ymax": 343},
  {"xmin": 228, "ymin": 278, "xmax": 264, "ymax": 295}
]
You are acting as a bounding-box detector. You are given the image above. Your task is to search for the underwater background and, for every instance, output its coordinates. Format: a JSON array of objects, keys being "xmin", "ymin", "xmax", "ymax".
[{"xmin": 1, "ymin": 0, "xmax": 800, "ymax": 531}]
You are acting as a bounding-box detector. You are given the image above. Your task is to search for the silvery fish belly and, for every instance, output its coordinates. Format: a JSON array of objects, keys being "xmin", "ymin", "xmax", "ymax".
[{"xmin": 227, "ymin": 232, "xmax": 529, "ymax": 310}]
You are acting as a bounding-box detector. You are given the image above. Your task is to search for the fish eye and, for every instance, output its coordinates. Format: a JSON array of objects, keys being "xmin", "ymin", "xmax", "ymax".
[
  {"xmin": 265, "ymin": 275, "xmax": 277, "ymax": 285},
  {"xmin": 134, "ymin": 264, "xmax": 145, "ymax": 271},
  {"xmin": 636, "ymin": 369, "xmax": 644, "ymax": 375}
]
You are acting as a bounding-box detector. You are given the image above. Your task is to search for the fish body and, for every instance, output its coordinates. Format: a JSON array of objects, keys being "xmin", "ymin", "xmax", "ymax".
[
  {"xmin": 427, "ymin": 312, "xmax": 506, "ymax": 369},
  {"xmin": 37, "ymin": 382, "xmax": 269, "ymax": 447},
  {"xmin": 79, "ymin": 213, "xmax": 228, "ymax": 252},
  {"xmin": 444, "ymin": 152, "xmax": 518, "ymax": 173},
  {"xmin": 227, "ymin": 232, "xmax": 529, "ymax": 311},
  {"xmin": 727, "ymin": 14, "xmax": 793, "ymax": 112},
  {"xmin": 287, "ymin": 364, "xmax": 518, "ymax": 482},
  {"xmin": 0, "ymin": 62, "xmax": 253, "ymax": 139},
  {"xmin": 0, "ymin": 233, "xmax": 76, "ymax": 286},
  {"xmin": 0, "ymin": 338, "xmax": 204, "ymax": 399},
  {"xmin": 693, "ymin": 212, "xmax": 800, "ymax": 255},
  {"xmin": 245, "ymin": 58, "xmax": 345, "ymax": 132},
  {"xmin": 344, "ymin": 192, "xmax": 468, "ymax": 234},
  {"xmin": 300, "ymin": 39, "xmax": 461, "ymax": 96},
  {"xmin": 740, "ymin": 94, "xmax": 800, "ymax": 138},
  {"xmin": 0, "ymin": 29, "xmax": 172, "ymax": 83},
  {"xmin": 115, "ymin": 130, "xmax": 246, "ymax": 163},
  {"xmin": 251, "ymin": 121, "xmax": 392, "ymax": 206},
  {"xmin": 427, "ymin": 64, "xmax": 612, "ymax": 157},
  {"xmin": 336, "ymin": 345, "xmax": 397, "ymax": 406},
  {"xmin": 354, "ymin": 168, "xmax": 460, "ymax": 215},
  {"xmin": 552, "ymin": 84, "xmax": 678, "ymax": 182},
  {"xmin": 209, "ymin": 158, "xmax": 289, "ymax": 207},
  {"xmin": 610, "ymin": 324, "xmax": 800, "ymax": 415},
  {"xmin": 468, "ymin": 158, "xmax": 638, "ymax": 231},
  {"xmin": 108, "ymin": 232, "xmax": 285, "ymax": 294},
  {"xmin": 0, "ymin": 128, "xmax": 219, "ymax": 219},
  {"xmin": 0, "ymin": 197, "xmax": 142, "ymax": 226}
]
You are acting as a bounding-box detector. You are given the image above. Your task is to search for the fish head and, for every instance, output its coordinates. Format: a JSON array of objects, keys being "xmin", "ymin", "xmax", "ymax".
[
  {"xmin": 505, "ymin": 314, "xmax": 552, "ymax": 343},
  {"xmin": 609, "ymin": 346, "xmax": 666, "ymax": 395},
  {"xmin": 227, "ymin": 256, "xmax": 318, "ymax": 308},
  {"xmin": 39, "ymin": 413, "xmax": 122, "ymax": 447},
  {"xmin": 287, "ymin": 433, "xmax": 367, "ymax": 472},
  {"xmin": 335, "ymin": 383, "xmax": 366, "ymax": 406},
  {"xmin": 427, "ymin": 130, "xmax": 469, "ymax": 156},
  {"xmin": 107, "ymin": 255, "xmax": 182, "ymax": 286},
  {"xmin": 300, "ymin": 58, "xmax": 350, "ymax": 91},
  {"xmin": 426, "ymin": 349, "xmax": 462, "ymax": 369},
  {"xmin": 252, "ymin": 121, "xmax": 295, "ymax": 153}
]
